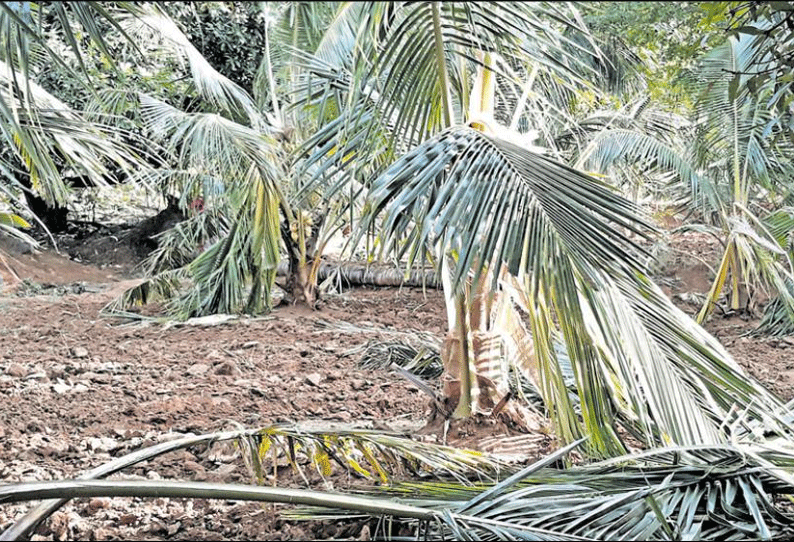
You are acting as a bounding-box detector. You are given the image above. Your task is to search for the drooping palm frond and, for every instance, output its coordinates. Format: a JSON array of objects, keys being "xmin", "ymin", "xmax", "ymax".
[
  {"xmin": 5, "ymin": 445, "xmax": 794, "ymax": 541},
  {"xmin": 0, "ymin": 61, "xmax": 157, "ymax": 208},
  {"xmin": 114, "ymin": 3, "xmax": 269, "ymax": 129},
  {"xmin": 360, "ymin": 126, "xmax": 793, "ymax": 456},
  {"xmin": 5, "ymin": 424, "xmax": 794, "ymax": 541},
  {"xmin": 367, "ymin": 127, "xmax": 654, "ymax": 287},
  {"xmin": 0, "ymin": 423, "xmax": 526, "ymax": 541}
]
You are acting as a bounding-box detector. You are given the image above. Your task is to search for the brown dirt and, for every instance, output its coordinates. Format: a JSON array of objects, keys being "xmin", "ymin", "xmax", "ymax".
[{"xmin": 0, "ymin": 222, "xmax": 792, "ymax": 541}]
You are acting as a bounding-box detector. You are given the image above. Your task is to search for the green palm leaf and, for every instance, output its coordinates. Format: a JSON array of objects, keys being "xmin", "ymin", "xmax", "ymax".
[
  {"xmin": 361, "ymin": 126, "xmax": 792, "ymax": 455},
  {"xmin": 116, "ymin": 3, "xmax": 266, "ymax": 128},
  {"xmin": 0, "ymin": 61, "xmax": 158, "ymax": 210}
]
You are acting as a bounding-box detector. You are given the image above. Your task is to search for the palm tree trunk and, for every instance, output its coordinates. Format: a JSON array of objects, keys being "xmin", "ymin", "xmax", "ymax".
[
  {"xmin": 276, "ymin": 261, "xmax": 439, "ymax": 289},
  {"xmin": 280, "ymin": 215, "xmax": 321, "ymax": 307}
]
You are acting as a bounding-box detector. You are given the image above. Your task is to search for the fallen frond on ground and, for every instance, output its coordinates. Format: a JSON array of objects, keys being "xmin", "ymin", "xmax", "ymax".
[{"xmin": 4, "ymin": 424, "xmax": 794, "ymax": 541}]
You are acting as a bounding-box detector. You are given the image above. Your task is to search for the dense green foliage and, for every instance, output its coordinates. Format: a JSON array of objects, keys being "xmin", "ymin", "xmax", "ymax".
[{"xmin": 583, "ymin": 2, "xmax": 726, "ymax": 108}]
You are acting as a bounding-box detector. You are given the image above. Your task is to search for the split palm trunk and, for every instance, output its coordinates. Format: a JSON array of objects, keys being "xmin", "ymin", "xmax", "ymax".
[
  {"xmin": 440, "ymin": 264, "xmax": 512, "ymax": 419},
  {"xmin": 437, "ymin": 42, "xmax": 512, "ymax": 419}
]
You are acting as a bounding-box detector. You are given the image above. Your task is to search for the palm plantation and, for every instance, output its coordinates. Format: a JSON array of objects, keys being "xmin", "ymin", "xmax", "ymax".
[{"xmin": 2, "ymin": 1, "xmax": 794, "ymax": 540}]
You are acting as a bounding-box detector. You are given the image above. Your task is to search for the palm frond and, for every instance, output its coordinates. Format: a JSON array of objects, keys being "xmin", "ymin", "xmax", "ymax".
[
  {"xmin": 361, "ymin": 126, "xmax": 793, "ymax": 456},
  {"xmin": 575, "ymin": 128, "xmax": 712, "ymax": 208},
  {"xmin": 376, "ymin": 444, "xmax": 794, "ymax": 541},
  {"xmin": 358, "ymin": 338, "xmax": 444, "ymax": 380},
  {"xmin": 0, "ymin": 423, "xmax": 524, "ymax": 541},
  {"xmin": 5, "ymin": 425, "xmax": 794, "ymax": 541},
  {"xmin": 137, "ymin": 94, "xmax": 275, "ymax": 178},
  {"xmin": 116, "ymin": 3, "xmax": 267, "ymax": 128},
  {"xmin": 367, "ymin": 127, "xmax": 653, "ymax": 288},
  {"xmin": 239, "ymin": 425, "xmax": 520, "ymax": 488},
  {"xmin": 0, "ymin": 61, "xmax": 158, "ymax": 208}
]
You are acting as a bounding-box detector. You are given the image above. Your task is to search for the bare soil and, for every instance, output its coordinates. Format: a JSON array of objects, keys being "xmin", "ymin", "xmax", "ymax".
[{"xmin": 0, "ymin": 222, "xmax": 792, "ymax": 541}]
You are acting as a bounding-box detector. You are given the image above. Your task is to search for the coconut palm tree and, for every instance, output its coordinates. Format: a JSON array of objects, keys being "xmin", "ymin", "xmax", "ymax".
[
  {"xmin": 575, "ymin": 32, "xmax": 794, "ymax": 330},
  {"xmin": 2, "ymin": 0, "xmax": 790, "ymax": 455},
  {"xmin": 292, "ymin": 1, "xmax": 792, "ymax": 459}
]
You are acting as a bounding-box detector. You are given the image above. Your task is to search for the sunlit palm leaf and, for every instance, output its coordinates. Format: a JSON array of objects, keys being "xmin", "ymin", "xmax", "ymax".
[
  {"xmin": 115, "ymin": 3, "xmax": 267, "ymax": 128},
  {"xmin": 0, "ymin": 61, "xmax": 158, "ymax": 207},
  {"xmin": 240, "ymin": 425, "xmax": 520, "ymax": 487}
]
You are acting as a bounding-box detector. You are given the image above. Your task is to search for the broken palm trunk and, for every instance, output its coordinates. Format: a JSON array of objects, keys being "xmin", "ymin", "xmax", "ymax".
[{"xmin": 439, "ymin": 262, "xmax": 543, "ymax": 427}]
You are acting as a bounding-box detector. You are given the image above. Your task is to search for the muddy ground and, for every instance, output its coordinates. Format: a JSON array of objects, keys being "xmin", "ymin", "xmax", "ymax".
[{"xmin": 0, "ymin": 220, "xmax": 792, "ymax": 541}]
